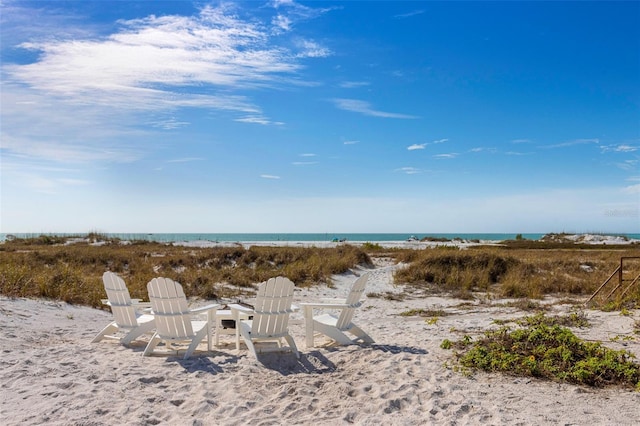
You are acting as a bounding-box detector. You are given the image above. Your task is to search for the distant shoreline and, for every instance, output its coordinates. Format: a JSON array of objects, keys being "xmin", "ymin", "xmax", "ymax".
[{"xmin": 1, "ymin": 232, "xmax": 639, "ymax": 246}]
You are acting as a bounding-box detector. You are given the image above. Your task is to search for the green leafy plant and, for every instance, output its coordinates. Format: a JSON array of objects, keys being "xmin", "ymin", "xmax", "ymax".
[{"xmin": 451, "ymin": 320, "xmax": 640, "ymax": 389}]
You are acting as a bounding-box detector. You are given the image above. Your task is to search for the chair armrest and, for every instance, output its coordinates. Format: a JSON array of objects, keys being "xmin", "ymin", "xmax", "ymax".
[
  {"xmin": 299, "ymin": 301, "xmax": 353, "ymax": 309},
  {"xmin": 190, "ymin": 303, "xmax": 221, "ymax": 314},
  {"xmin": 131, "ymin": 300, "xmax": 151, "ymax": 307},
  {"xmin": 229, "ymin": 303, "xmax": 255, "ymax": 322},
  {"xmin": 318, "ymin": 298, "xmax": 347, "ymax": 304},
  {"xmin": 228, "ymin": 304, "xmax": 254, "ymax": 314},
  {"xmin": 101, "ymin": 299, "xmax": 110, "ymax": 306}
]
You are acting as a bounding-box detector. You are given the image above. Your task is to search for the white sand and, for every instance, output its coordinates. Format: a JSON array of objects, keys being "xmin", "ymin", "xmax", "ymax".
[{"xmin": 2, "ymin": 260, "xmax": 640, "ymax": 425}]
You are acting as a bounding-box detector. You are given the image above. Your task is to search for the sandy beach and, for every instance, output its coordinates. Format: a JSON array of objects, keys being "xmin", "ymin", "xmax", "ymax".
[{"xmin": 2, "ymin": 252, "xmax": 639, "ymax": 426}]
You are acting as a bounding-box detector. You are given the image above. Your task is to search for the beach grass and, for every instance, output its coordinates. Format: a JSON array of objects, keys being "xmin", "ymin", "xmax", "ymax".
[
  {"xmin": 393, "ymin": 246, "xmax": 640, "ymax": 304},
  {"xmin": 0, "ymin": 237, "xmax": 372, "ymax": 307},
  {"xmin": 1, "ymin": 235, "xmax": 638, "ymax": 310}
]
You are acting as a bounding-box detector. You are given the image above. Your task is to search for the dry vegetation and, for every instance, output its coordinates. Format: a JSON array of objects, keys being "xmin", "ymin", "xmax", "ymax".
[
  {"xmin": 1, "ymin": 235, "xmax": 638, "ymax": 311},
  {"xmin": 0, "ymin": 235, "xmax": 372, "ymax": 307},
  {"xmin": 393, "ymin": 244, "xmax": 640, "ymax": 305}
]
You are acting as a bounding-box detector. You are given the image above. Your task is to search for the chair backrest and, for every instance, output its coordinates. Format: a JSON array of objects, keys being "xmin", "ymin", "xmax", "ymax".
[
  {"xmin": 147, "ymin": 277, "xmax": 195, "ymax": 339},
  {"xmin": 103, "ymin": 271, "xmax": 138, "ymax": 328},
  {"xmin": 251, "ymin": 276, "xmax": 295, "ymax": 338},
  {"xmin": 336, "ymin": 274, "xmax": 369, "ymax": 330}
]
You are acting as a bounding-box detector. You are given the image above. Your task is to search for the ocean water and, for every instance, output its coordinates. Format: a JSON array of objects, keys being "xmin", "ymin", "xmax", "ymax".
[{"xmin": 2, "ymin": 232, "xmax": 639, "ymax": 243}]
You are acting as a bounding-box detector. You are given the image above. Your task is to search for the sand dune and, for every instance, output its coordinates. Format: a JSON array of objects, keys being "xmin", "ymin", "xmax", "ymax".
[{"xmin": 2, "ymin": 262, "xmax": 639, "ymax": 425}]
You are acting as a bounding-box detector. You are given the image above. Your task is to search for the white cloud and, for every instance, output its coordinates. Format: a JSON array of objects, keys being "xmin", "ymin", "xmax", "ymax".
[
  {"xmin": 339, "ymin": 81, "xmax": 370, "ymax": 89},
  {"xmin": 433, "ymin": 153, "xmax": 458, "ymax": 159},
  {"xmin": 408, "ymin": 138, "xmax": 448, "ymax": 151},
  {"xmin": 332, "ymin": 98, "xmax": 418, "ymax": 119},
  {"xmin": 622, "ymin": 184, "xmax": 640, "ymax": 195},
  {"xmin": 615, "ymin": 159, "xmax": 639, "ymax": 171},
  {"xmin": 407, "ymin": 143, "xmax": 426, "ymax": 151},
  {"xmin": 300, "ymin": 153, "xmax": 316, "ymax": 157},
  {"xmin": 295, "ymin": 39, "xmax": 331, "ymax": 58},
  {"xmin": 343, "ymin": 140, "xmax": 359, "ymax": 145},
  {"xmin": 292, "ymin": 161, "xmax": 318, "ymax": 166},
  {"xmin": 1, "ymin": 3, "xmax": 329, "ymax": 165},
  {"xmin": 260, "ymin": 174, "xmax": 281, "ymax": 179},
  {"xmin": 396, "ymin": 167, "xmax": 422, "ymax": 174},
  {"xmin": 7, "ymin": 6, "xmax": 304, "ymax": 104},
  {"xmin": 149, "ymin": 118, "xmax": 191, "ymax": 130},
  {"xmin": 601, "ymin": 144, "xmax": 638, "ymax": 153},
  {"xmin": 234, "ymin": 115, "xmax": 284, "ymax": 126},
  {"xmin": 470, "ymin": 147, "xmax": 497, "ymax": 153},
  {"xmin": 543, "ymin": 138, "xmax": 599, "ymax": 149}
]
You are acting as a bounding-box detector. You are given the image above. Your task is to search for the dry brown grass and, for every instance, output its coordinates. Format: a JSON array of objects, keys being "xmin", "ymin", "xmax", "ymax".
[
  {"xmin": 392, "ymin": 246, "xmax": 639, "ymax": 302},
  {"xmin": 2, "ymin": 235, "xmax": 638, "ymax": 309},
  {"xmin": 0, "ymin": 237, "xmax": 372, "ymax": 308}
]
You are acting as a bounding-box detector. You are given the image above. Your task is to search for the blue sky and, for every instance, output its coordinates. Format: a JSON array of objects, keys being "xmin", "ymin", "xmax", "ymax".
[{"xmin": 1, "ymin": 1, "xmax": 638, "ymax": 234}]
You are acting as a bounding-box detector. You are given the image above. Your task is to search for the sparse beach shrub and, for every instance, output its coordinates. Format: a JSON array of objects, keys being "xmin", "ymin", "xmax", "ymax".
[
  {"xmin": 451, "ymin": 319, "xmax": 640, "ymax": 389},
  {"xmin": 394, "ymin": 250, "xmax": 519, "ymax": 296},
  {"xmin": 400, "ymin": 308, "xmax": 448, "ymax": 317}
]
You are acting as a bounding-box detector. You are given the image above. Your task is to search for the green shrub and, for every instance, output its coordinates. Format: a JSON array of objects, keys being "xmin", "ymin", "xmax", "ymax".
[{"xmin": 453, "ymin": 320, "xmax": 640, "ymax": 389}]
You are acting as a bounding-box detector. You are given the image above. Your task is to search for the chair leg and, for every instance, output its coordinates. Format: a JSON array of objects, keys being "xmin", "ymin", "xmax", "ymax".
[
  {"xmin": 284, "ymin": 335, "xmax": 300, "ymax": 359},
  {"xmin": 143, "ymin": 333, "xmax": 161, "ymax": 357},
  {"xmin": 303, "ymin": 306, "xmax": 315, "ymax": 348},
  {"xmin": 184, "ymin": 327, "xmax": 209, "ymax": 360},
  {"xmin": 314, "ymin": 322, "xmax": 354, "ymax": 345},
  {"xmin": 91, "ymin": 322, "xmax": 117, "ymax": 343},
  {"xmin": 121, "ymin": 321, "xmax": 155, "ymax": 346},
  {"xmin": 239, "ymin": 327, "xmax": 258, "ymax": 358},
  {"xmin": 348, "ymin": 324, "xmax": 374, "ymax": 344}
]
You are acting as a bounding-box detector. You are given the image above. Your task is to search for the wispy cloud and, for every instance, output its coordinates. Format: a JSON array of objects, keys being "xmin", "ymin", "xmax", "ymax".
[
  {"xmin": 292, "ymin": 161, "xmax": 318, "ymax": 166},
  {"xmin": 622, "ymin": 184, "xmax": 640, "ymax": 195},
  {"xmin": 407, "ymin": 143, "xmax": 427, "ymax": 151},
  {"xmin": 339, "ymin": 81, "xmax": 370, "ymax": 89},
  {"xmin": 234, "ymin": 116, "xmax": 285, "ymax": 126},
  {"xmin": 396, "ymin": 167, "xmax": 422, "ymax": 175},
  {"xmin": 1, "ymin": 3, "xmax": 330, "ymax": 164},
  {"xmin": 600, "ymin": 144, "xmax": 638, "ymax": 153},
  {"xmin": 270, "ymin": 0, "xmax": 335, "ymax": 33},
  {"xmin": 2, "ymin": 161, "xmax": 94, "ymax": 195},
  {"xmin": 166, "ymin": 157, "xmax": 205, "ymax": 163},
  {"xmin": 511, "ymin": 138, "xmax": 532, "ymax": 144},
  {"xmin": 433, "ymin": 153, "xmax": 458, "ymax": 159},
  {"xmin": 542, "ymin": 138, "xmax": 599, "ymax": 149},
  {"xmin": 407, "ymin": 138, "xmax": 448, "ymax": 150},
  {"xmin": 469, "ymin": 147, "xmax": 497, "ymax": 153},
  {"xmin": 6, "ymin": 5, "xmax": 319, "ymax": 106},
  {"xmin": 343, "ymin": 140, "xmax": 359, "ymax": 145},
  {"xmin": 614, "ymin": 159, "xmax": 639, "ymax": 171},
  {"xmin": 295, "ymin": 39, "xmax": 332, "ymax": 58},
  {"xmin": 260, "ymin": 174, "xmax": 281, "ymax": 179},
  {"xmin": 300, "ymin": 153, "xmax": 316, "ymax": 157},
  {"xmin": 394, "ymin": 10, "xmax": 425, "ymax": 19},
  {"xmin": 149, "ymin": 118, "xmax": 191, "ymax": 130},
  {"xmin": 332, "ymin": 99, "xmax": 417, "ymax": 119}
]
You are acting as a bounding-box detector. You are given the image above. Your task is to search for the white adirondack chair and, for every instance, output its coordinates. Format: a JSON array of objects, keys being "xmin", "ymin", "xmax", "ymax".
[
  {"xmin": 230, "ymin": 276, "xmax": 299, "ymax": 359},
  {"xmin": 92, "ymin": 272, "xmax": 155, "ymax": 346},
  {"xmin": 144, "ymin": 277, "xmax": 220, "ymax": 359},
  {"xmin": 299, "ymin": 273, "xmax": 374, "ymax": 348}
]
